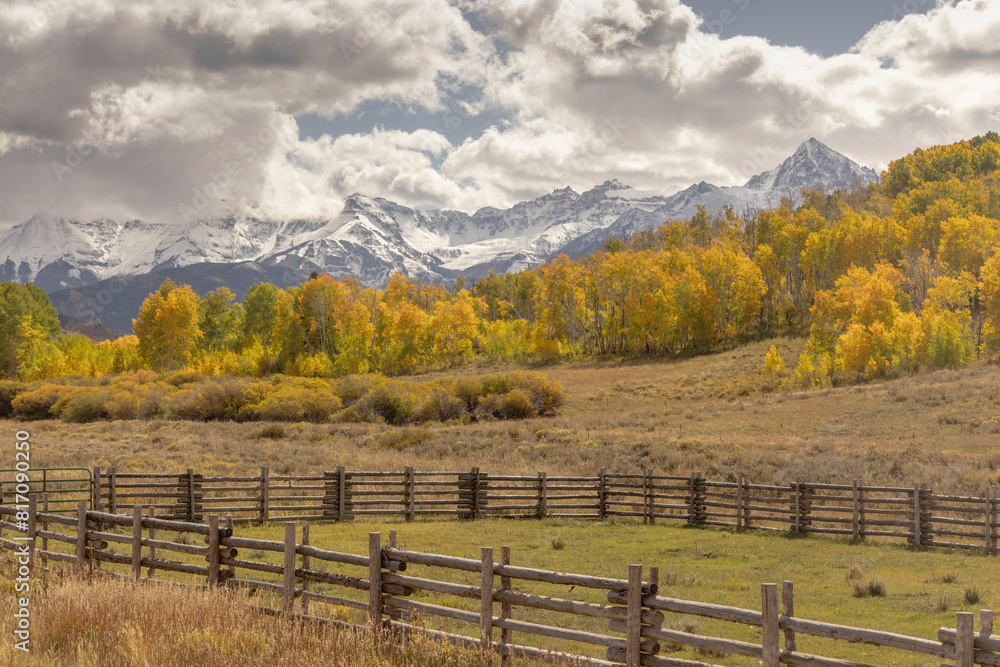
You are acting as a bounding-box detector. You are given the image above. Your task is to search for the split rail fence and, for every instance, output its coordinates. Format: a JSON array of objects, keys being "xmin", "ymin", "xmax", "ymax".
[
  {"xmin": 36, "ymin": 466, "xmax": 999, "ymax": 552},
  {"xmin": 1, "ymin": 500, "xmax": 999, "ymax": 666}
]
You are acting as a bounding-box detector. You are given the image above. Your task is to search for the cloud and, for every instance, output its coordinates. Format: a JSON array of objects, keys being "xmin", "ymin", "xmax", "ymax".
[{"xmin": 0, "ymin": 0, "xmax": 999, "ymax": 227}]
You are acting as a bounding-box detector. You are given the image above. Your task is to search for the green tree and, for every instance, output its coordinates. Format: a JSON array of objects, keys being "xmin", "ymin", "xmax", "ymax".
[{"xmin": 0, "ymin": 282, "xmax": 61, "ymax": 379}]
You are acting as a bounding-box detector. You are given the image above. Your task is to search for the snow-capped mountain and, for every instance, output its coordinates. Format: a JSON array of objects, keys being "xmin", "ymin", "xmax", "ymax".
[{"xmin": 0, "ymin": 138, "xmax": 879, "ymax": 296}]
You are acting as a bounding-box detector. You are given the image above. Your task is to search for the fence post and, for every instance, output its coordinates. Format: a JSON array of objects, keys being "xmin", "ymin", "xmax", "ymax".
[
  {"xmin": 109, "ymin": 466, "xmax": 117, "ymax": 515},
  {"xmin": 131, "ymin": 505, "xmax": 142, "ymax": 580},
  {"xmin": 990, "ymin": 487, "xmax": 997, "ymax": 554},
  {"xmin": 93, "ymin": 466, "xmax": 102, "ymax": 512},
  {"xmin": 762, "ymin": 583, "xmax": 779, "ymax": 667},
  {"xmin": 852, "ymin": 479, "xmax": 861, "ymax": 541},
  {"xmin": 792, "ymin": 477, "xmax": 801, "ymax": 533},
  {"xmin": 736, "ymin": 473, "xmax": 745, "ymax": 530},
  {"xmin": 260, "ymin": 466, "xmax": 270, "ymax": 524},
  {"xmin": 146, "ymin": 507, "xmax": 157, "ymax": 578},
  {"xmin": 481, "ymin": 547, "xmax": 495, "ymax": 657},
  {"xmin": 643, "ymin": 470, "xmax": 653, "ymax": 525},
  {"xmin": 500, "ymin": 545, "xmax": 512, "ymax": 666},
  {"xmin": 912, "ymin": 483, "xmax": 922, "ymax": 548},
  {"xmin": 369, "ymin": 532, "xmax": 383, "ymax": 628},
  {"xmin": 186, "ymin": 469, "xmax": 196, "ymax": 522},
  {"xmin": 982, "ymin": 610, "xmax": 994, "ymax": 640},
  {"xmin": 75, "ymin": 499, "xmax": 88, "ymax": 568},
  {"xmin": 405, "ymin": 466, "xmax": 415, "ymax": 522},
  {"xmin": 338, "ymin": 466, "xmax": 348, "ymax": 522},
  {"xmin": 782, "ymin": 581, "xmax": 796, "ymax": 652},
  {"xmin": 207, "ymin": 514, "xmax": 221, "ymax": 586},
  {"xmin": 626, "ymin": 564, "xmax": 643, "ymax": 667},
  {"xmin": 301, "ymin": 522, "xmax": 311, "ymax": 615},
  {"xmin": 599, "ymin": 468, "xmax": 607, "ymax": 520},
  {"xmin": 956, "ymin": 611, "xmax": 974, "ymax": 667},
  {"xmin": 282, "ymin": 522, "xmax": 296, "ymax": 612},
  {"xmin": 537, "ymin": 472, "xmax": 547, "ymax": 519}
]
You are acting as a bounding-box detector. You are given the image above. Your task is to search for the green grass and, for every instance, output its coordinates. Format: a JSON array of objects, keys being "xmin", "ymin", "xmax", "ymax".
[{"xmin": 55, "ymin": 518, "xmax": 991, "ymax": 666}]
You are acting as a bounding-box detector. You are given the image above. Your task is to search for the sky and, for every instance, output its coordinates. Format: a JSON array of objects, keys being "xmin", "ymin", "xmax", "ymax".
[{"xmin": 0, "ymin": 0, "xmax": 998, "ymax": 228}]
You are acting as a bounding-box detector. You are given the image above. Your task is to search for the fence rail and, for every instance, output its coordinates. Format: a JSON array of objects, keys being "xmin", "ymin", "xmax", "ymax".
[
  {"xmin": 0, "ymin": 501, "xmax": 997, "ymax": 666},
  {"xmin": 70, "ymin": 466, "xmax": 1000, "ymax": 552}
]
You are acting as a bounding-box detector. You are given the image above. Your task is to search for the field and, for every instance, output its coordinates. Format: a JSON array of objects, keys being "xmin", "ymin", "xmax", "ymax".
[
  {"xmin": 14, "ymin": 338, "xmax": 1000, "ymax": 494},
  {"xmin": 5, "ymin": 517, "xmax": 997, "ymax": 666}
]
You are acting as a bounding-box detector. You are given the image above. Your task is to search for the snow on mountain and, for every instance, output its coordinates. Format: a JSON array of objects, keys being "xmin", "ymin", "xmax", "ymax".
[{"xmin": 0, "ymin": 138, "xmax": 880, "ymax": 295}]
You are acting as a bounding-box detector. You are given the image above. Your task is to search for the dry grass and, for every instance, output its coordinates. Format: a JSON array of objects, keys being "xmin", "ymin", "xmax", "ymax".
[
  {"xmin": 11, "ymin": 337, "xmax": 1000, "ymax": 494},
  {"xmin": 0, "ymin": 570, "xmax": 493, "ymax": 667}
]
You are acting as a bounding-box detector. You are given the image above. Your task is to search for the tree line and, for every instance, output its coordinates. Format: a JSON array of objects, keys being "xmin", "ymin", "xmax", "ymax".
[{"xmin": 2, "ymin": 132, "xmax": 1000, "ymax": 387}]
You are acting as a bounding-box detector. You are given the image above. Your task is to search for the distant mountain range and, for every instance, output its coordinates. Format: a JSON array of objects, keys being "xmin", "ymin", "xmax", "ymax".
[{"xmin": 0, "ymin": 138, "xmax": 879, "ymax": 337}]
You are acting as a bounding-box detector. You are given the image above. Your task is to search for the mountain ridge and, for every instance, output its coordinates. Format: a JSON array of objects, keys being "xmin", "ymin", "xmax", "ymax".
[{"xmin": 0, "ymin": 138, "xmax": 880, "ymax": 299}]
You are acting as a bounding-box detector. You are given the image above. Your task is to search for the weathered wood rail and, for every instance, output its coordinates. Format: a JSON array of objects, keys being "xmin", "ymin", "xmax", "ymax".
[
  {"xmin": 1, "ymin": 500, "xmax": 998, "ymax": 666},
  {"xmin": 79, "ymin": 466, "xmax": 1000, "ymax": 553}
]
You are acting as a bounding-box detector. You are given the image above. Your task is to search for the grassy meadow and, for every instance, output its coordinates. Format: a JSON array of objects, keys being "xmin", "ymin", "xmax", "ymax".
[
  {"xmin": 10, "ymin": 518, "xmax": 998, "ymax": 666},
  {"xmin": 14, "ymin": 337, "xmax": 1000, "ymax": 494}
]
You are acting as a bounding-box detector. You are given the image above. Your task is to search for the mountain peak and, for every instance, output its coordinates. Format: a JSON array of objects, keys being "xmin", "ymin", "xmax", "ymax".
[
  {"xmin": 744, "ymin": 138, "xmax": 879, "ymax": 192},
  {"xmin": 598, "ymin": 178, "xmax": 631, "ymax": 190}
]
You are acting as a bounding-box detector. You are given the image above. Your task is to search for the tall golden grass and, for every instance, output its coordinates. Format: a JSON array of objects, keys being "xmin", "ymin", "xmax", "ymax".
[{"xmin": 0, "ymin": 569, "xmax": 494, "ymax": 667}]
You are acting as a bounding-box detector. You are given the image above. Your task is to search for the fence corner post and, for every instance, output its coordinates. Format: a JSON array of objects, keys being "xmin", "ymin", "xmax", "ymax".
[
  {"xmin": 624, "ymin": 564, "xmax": 643, "ymax": 666},
  {"xmin": 481, "ymin": 547, "xmax": 495, "ymax": 658},
  {"xmin": 282, "ymin": 521, "xmax": 296, "ymax": 612},
  {"xmin": 93, "ymin": 466, "xmax": 102, "ymax": 512},
  {"xmin": 762, "ymin": 583, "xmax": 779, "ymax": 667},
  {"xmin": 956, "ymin": 611, "xmax": 974, "ymax": 667},
  {"xmin": 368, "ymin": 532, "xmax": 383, "ymax": 628}
]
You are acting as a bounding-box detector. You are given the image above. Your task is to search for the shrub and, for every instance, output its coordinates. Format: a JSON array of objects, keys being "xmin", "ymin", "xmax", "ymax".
[
  {"xmin": 333, "ymin": 374, "xmax": 385, "ymax": 406},
  {"xmin": 12, "ymin": 384, "xmax": 78, "ymax": 420},
  {"xmin": 473, "ymin": 393, "xmax": 505, "ymax": 421},
  {"xmin": 257, "ymin": 424, "xmax": 286, "ymax": 439},
  {"xmin": 355, "ymin": 380, "xmax": 424, "ymax": 425},
  {"xmin": 510, "ymin": 371, "xmax": 565, "ymax": 415},
  {"xmin": 452, "ymin": 378, "xmax": 484, "ymax": 413},
  {"xmin": 161, "ymin": 369, "xmax": 202, "ymax": 387},
  {"xmin": 853, "ymin": 580, "xmax": 886, "ymax": 598},
  {"xmin": 501, "ymin": 389, "xmax": 537, "ymax": 419},
  {"xmin": 550, "ymin": 536, "xmax": 566, "ymax": 550},
  {"xmin": 0, "ymin": 381, "xmax": 26, "ymax": 418},
  {"xmin": 106, "ymin": 389, "xmax": 141, "ymax": 420},
  {"xmin": 57, "ymin": 388, "xmax": 113, "ymax": 423},
  {"xmin": 964, "ymin": 586, "xmax": 983, "ymax": 605},
  {"xmin": 846, "ymin": 564, "xmax": 863, "ymax": 582},
  {"xmin": 255, "ymin": 385, "xmax": 342, "ymax": 423},
  {"xmin": 481, "ymin": 375, "xmax": 513, "ymax": 397},
  {"xmin": 939, "ymin": 571, "xmax": 958, "ymax": 583},
  {"xmin": 413, "ymin": 391, "xmax": 468, "ymax": 423},
  {"xmin": 169, "ymin": 380, "xmax": 243, "ymax": 421}
]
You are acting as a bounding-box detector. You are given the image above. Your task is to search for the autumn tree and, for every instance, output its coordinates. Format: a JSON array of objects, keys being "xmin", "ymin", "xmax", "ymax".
[{"xmin": 133, "ymin": 279, "xmax": 203, "ymax": 371}]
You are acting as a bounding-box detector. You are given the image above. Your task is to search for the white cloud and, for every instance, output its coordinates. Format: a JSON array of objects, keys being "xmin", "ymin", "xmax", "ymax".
[{"xmin": 1, "ymin": 0, "xmax": 999, "ymax": 227}]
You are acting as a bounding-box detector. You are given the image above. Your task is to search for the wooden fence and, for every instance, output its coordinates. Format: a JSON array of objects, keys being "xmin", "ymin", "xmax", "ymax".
[
  {"xmin": 82, "ymin": 466, "xmax": 1000, "ymax": 552},
  {"xmin": 1, "ymin": 500, "xmax": 998, "ymax": 666}
]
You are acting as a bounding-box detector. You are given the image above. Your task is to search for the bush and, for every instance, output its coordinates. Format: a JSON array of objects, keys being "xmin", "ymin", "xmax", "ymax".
[
  {"xmin": 169, "ymin": 380, "xmax": 243, "ymax": 421},
  {"xmin": 413, "ymin": 391, "xmax": 468, "ymax": 423},
  {"xmin": 333, "ymin": 374, "xmax": 384, "ymax": 406},
  {"xmin": 257, "ymin": 424, "xmax": 286, "ymax": 439},
  {"xmin": 964, "ymin": 586, "xmax": 983, "ymax": 605},
  {"xmin": 12, "ymin": 384, "xmax": 78, "ymax": 420},
  {"xmin": 510, "ymin": 371, "xmax": 565, "ymax": 415},
  {"xmin": 473, "ymin": 393, "xmax": 505, "ymax": 421},
  {"xmin": 853, "ymin": 580, "xmax": 886, "ymax": 598},
  {"xmin": 452, "ymin": 378, "xmax": 484, "ymax": 413},
  {"xmin": 0, "ymin": 380, "xmax": 26, "ymax": 418},
  {"xmin": 255, "ymin": 385, "xmax": 342, "ymax": 423},
  {"xmin": 106, "ymin": 389, "xmax": 142, "ymax": 420},
  {"xmin": 57, "ymin": 388, "xmax": 113, "ymax": 423},
  {"xmin": 355, "ymin": 380, "xmax": 424, "ymax": 425},
  {"xmin": 231, "ymin": 380, "xmax": 275, "ymax": 421},
  {"xmin": 161, "ymin": 369, "xmax": 202, "ymax": 387},
  {"xmin": 501, "ymin": 389, "xmax": 537, "ymax": 419}
]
